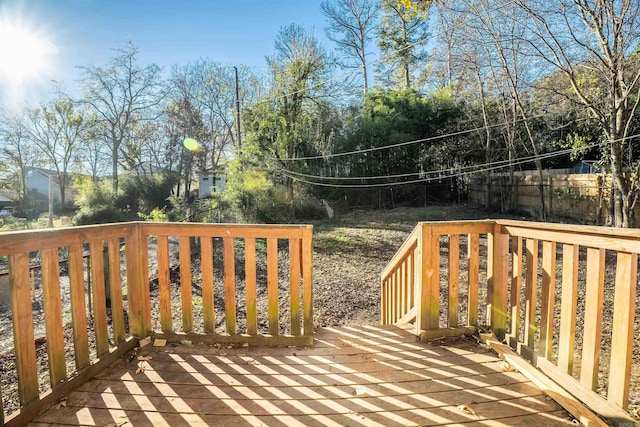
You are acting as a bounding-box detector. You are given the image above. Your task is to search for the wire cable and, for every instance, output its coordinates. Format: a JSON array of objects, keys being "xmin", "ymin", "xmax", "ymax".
[{"xmin": 273, "ymin": 113, "xmax": 586, "ymax": 162}]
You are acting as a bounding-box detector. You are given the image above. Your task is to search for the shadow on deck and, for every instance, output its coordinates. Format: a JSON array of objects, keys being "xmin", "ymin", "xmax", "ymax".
[{"xmin": 30, "ymin": 325, "xmax": 573, "ymax": 426}]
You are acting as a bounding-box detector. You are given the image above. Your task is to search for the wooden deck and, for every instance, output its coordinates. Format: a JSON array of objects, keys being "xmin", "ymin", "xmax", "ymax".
[{"xmin": 29, "ymin": 325, "xmax": 575, "ymax": 426}]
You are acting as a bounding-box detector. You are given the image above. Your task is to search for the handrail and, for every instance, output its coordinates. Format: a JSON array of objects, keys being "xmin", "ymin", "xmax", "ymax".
[
  {"xmin": 0, "ymin": 221, "xmax": 314, "ymax": 426},
  {"xmin": 380, "ymin": 219, "xmax": 639, "ymax": 425}
]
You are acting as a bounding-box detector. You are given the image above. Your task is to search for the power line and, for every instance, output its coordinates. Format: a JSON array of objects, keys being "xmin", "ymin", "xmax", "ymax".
[
  {"xmin": 274, "ymin": 112, "xmax": 586, "ymax": 162},
  {"xmin": 281, "ymin": 145, "xmax": 576, "ymax": 181},
  {"xmin": 278, "ymin": 134, "xmax": 628, "ymax": 189}
]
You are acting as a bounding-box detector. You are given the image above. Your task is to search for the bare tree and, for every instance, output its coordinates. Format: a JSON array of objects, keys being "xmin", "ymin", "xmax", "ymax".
[
  {"xmin": 25, "ymin": 98, "xmax": 86, "ymax": 207},
  {"xmin": 0, "ymin": 107, "xmax": 43, "ymax": 203},
  {"xmin": 322, "ymin": 0, "xmax": 379, "ymax": 95},
  {"xmin": 77, "ymin": 42, "xmax": 165, "ymax": 196},
  {"xmin": 516, "ymin": 0, "xmax": 640, "ymax": 227}
]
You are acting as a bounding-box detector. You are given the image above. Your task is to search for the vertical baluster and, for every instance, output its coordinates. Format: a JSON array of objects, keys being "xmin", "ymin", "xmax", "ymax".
[
  {"xmin": 157, "ymin": 235, "xmax": 172, "ymax": 333},
  {"xmin": 69, "ymin": 244, "xmax": 89, "ymax": 368},
  {"xmin": 408, "ymin": 251, "xmax": 414, "ymax": 310},
  {"xmin": 179, "ymin": 236, "xmax": 193, "ymax": 332},
  {"xmin": 245, "ymin": 238, "xmax": 258, "ymax": 335},
  {"xmin": 539, "ymin": 241, "xmax": 556, "ymax": 359},
  {"xmin": 42, "ymin": 248, "xmax": 67, "ymax": 384},
  {"xmin": 467, "ymin": 233, "xmax": 479, "ymax": 326},
  {"xmin": 140, "ymin": 231, "xmax": 151, "ymax": 334},
  {"xmin": 448, "ymin": 234, "xmax": 460, "ymax": 327},
  {"xmin": 289, "ymin": 238, "xmax": 301, "ymax": 336},
  {"xmin": 302, "ymin": 227, "xmax": 313, "ymax": 338},
  {"xmin": 125, "ymin": 229, "xmax": 144, "ymax": 337},
  {"xmin": 608, "ymin": 252, "xmax": 637, "ymax": 409},
  {"xmin": 223, "ymin": 237, "xmax": 236, "ymax": 334},
  {"xmin": 9, "ymin": 253, "xmax": 38, "ymax": 404},
  {"xmin": 489, "ymin": 227, "xmax": 509, "ymax": 340},
  {"xmin": 524, "ymin": 238, "xmax": 539, "ymax": 349},
  {"xmin": 108, "ymin": 238, "xmax": 125, "ymax": 343},
  {"xmin": 267, "ymin": 238, "xmax": 279, "ymax": 335},
  {"xmin": 509, "ymin": 236, "xmax": 522, "ymax": 344},
  {"xmin": 580, "ymin": 248, "xmax": 604, "ymax": 391},
  {"xmin": 558, "ymin": 244, "xmax": 578, "ymax": 374},
  {"xmin": 201, "ymin": 237, "xmax": 214, "ymax": 333},
  {"xmin": 88, "ymin": 242, "xmax": 108, "ymax": 356}
]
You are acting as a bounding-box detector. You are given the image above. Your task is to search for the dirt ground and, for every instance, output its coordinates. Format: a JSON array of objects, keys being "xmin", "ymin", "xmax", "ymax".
[{"xmin": 0, "ymin": 203, "xmax": 638, "ymax": 423}]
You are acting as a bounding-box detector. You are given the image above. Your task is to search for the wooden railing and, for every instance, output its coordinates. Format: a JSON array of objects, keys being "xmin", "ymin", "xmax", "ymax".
[
  {"xmin": 0, "ymin": 221, "xmax": 313, "ymax": 426},
  {"xmin": 381, "ymin": 219, "xmax": 638, "ymax": 425}
]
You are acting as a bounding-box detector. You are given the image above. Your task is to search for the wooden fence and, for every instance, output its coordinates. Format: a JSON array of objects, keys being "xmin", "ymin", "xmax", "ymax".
[
  {"xmin": 0, "ymin": 222, "xmax": 313, "ymax": 426},
  {"xmin": 381, "ymin": 220, "xmax": 638, "ymax": 425},
  {"xmin": 468, "ymin": 173, "xmax": 640, "ymax": 224}
]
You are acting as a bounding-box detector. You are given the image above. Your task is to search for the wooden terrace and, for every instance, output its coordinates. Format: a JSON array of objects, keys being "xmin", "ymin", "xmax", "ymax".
[{"xmin": 0, "ymin": 220, "xmax": 638, "ymax": 426}]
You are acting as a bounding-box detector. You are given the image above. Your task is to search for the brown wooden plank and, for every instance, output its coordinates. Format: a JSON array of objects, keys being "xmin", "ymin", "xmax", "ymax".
[
  {"xmin": 489, "ymin": 229, "xmax": 509, "ymax": 339},
  {"xmin": 3, "ymin": 337, "xmax": 139, "ymax": 427},
  {"xmin": 524, "ymin": 238, "xmax": 538, "ymax": 349},
  {"xmin": 448, "ymin": 234, "xmax": 460, "ymax": 327},
  {"xmin": 142, "ymin": 222, "xmax": 308, "ymax": 240},
  {"xmin": 9, "ymin": 253, "xmax": 39, "ymax": 405},
  {"xmin": 467, "ymin": 233, "xmax": 479, "ymax": 326},
  {"xmin": 483, "ymin": 335, "xmax": 607, "ymax": 427},
  {"xmin": 267, "ymin": 237, "xmax": 279, "ymax": 335},
  {"xmin": 69, "ymin": 244, "xmax": 90, "ymax": 368},
  {"xmin": 223, "ymin": 237, "xmax": 237, "ymax": 334},
  {"xmin": 108, "ymin": 238, "xmax": 125, "ymax": 343},
  {"xmin": 536, "ymin": 357, "xmax": 637, "ymax": 426},
  {"xmin": 41, "ymin": 248, "xmax": 67, "ymax": 386},
  {"xmin": 125, "ymin": 229, "xmax": 144, "ymax": 337},
  {"xmin": 88, "ymin": 242, "xmax": 109, "ymax": 356},
  {"xmin": 509, "ymin": 236, "xmax": 522, "ymax": 343},
  {"xmin": 558, "ymin": 244, "xmax": 578, "ymax": 374},
  {"xmin": 245, "ymin": 238, "xmax": 258, "ymax": 335},
  {"xmin": 539, "ymin": 241, "xmax": 556, "ymax": 359},
  {"xmin": 607, "ymin": 251, "xmax": 637, "ymax": 409},
  {"xmin": 200, "ymin": 236, "xmax": 214, "ymax": 333},
  {"xmin": 0, "ymin": 222, "xmax": 136, "ymax": 256},
  {"xmin": 408, "ymin": 250, "xmax": 415, "ymax": 309},
  {"xmin": 381, "ymin": 226, "xmax": 419, "ymax": 279},
  {"xmin": 381, "ymin": 278, "xmax": 387, "ymax": 324},
  {"xmin": 156, "ymin": 235, "xmax": 172, "ymax": 333},
  {"xmin": 302, "ymin": 227, "xmax": 313, "ymax": 337},
  {"xmin": 150, "ymin": 331, "xmax": 312, "ymax": 347},
  {"xmin": 580, "ymin": 248, "xmax": 605, "ymax": 391},
  {"xmin": 423, "ymin": 225, "xmax": 440, "ymax": 330},
  {"xmin": 178, "ymin": 235, "xmax": 193, "ymax": 333},
  {"xmin": 139, "ymin": 231, "xmax": 151, "ymax": 334},
  {"xmin": 498, "ymin": 220, "xmax": 640, "ymax": 253},
  {"xmin": 289, "ymin": 239, "xmax": 301, "ymax": 336}
]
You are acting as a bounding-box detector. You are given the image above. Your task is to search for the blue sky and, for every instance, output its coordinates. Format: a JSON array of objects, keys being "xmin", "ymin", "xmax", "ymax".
[{"xmin": 0, "ymin": 0, "xmax": 330, "ymax": 104}]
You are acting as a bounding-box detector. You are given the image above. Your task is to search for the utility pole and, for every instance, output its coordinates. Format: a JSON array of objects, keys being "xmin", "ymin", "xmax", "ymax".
[{"xmin": 234, "ymin": 66, "xmax": 242, "ymax": 149}]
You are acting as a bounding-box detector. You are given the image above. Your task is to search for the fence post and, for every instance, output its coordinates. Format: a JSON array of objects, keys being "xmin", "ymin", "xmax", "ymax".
[
  {"xmin": 488, "ymin": 223, "xmax": 509, "ymax": 340},
  {"xmin": 302, "ymin": 226, "xmax": 314, "ymax": 340}
]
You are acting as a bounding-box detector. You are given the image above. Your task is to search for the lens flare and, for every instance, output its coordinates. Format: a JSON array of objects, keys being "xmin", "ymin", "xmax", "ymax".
[{"xmin": 184, "ymin": 138, "xmax": 199, "ymax": 151}]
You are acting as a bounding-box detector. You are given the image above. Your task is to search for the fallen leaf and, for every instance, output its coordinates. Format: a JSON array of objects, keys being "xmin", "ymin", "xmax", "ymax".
[
  {"xmin": 456, "ymin": 403, "xmax": 476, "ymax": 416},
  {"xmin": 153, "ymin": 339, "xmax": 167, "ymax": 347},
  {"xmin": 137, "ymin": 355, "xmax": 153, "ymax": 362},
  {"xmin": 136, "ymin": 364, "xmax": 146, "ymax": 374},
  {"xmin": 501, "ymin": 362, "xmax": 517, "ymax": 372},
  {"xmin": 55, "ymin": 397, "xmax": 68, "ymax": 409},
  {"xmin": 247, "ymin": 359, "xmax": 257, "ymax": 365}
]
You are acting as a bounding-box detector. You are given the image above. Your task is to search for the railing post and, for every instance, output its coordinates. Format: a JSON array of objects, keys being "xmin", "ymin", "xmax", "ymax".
[
  {"xmin": 415, "ymin": 224, "xmax": 439, "ymax": 334},
  {"xmin": 488, "ymin": 223, "xmax": 509, "ymax": 340},
  {"xmin": 126, "ymin": 224, "xmax": 146, "ymax": 337}
]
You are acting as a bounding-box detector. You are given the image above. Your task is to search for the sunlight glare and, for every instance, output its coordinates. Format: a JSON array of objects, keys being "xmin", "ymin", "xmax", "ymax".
[{"xmin": 0, "ymin": 18, "xmax": 57, "ymax": 85}]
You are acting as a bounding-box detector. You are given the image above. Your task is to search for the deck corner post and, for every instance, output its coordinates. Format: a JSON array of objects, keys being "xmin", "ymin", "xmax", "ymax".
[
  {"xmin": 489, "ymin": 223, "xmax": 509, "ymax": 340},
  {"xmin": 416, "ymin": 223, "xmax": 439, "ymax": 333}
]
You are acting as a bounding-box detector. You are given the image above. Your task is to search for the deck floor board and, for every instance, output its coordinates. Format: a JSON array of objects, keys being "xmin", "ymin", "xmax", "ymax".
[{"xmin": 30, "ymin": 326, "xmax": 575, "ymax": 426}]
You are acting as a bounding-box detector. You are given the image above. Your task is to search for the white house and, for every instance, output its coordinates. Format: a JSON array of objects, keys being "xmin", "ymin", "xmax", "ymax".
[
  {"xmin": 26, "ymin": 168, "xmax": 75, "ymax": 208},
  {"xmin": 198, "ymin": 175, "xmax": 226, "ymax": 198}
]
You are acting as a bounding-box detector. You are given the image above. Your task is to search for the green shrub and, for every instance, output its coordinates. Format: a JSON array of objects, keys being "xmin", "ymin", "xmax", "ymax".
[{"xmin": 74, "ymin": 205, "xmax": 128, "ymax": 225}]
